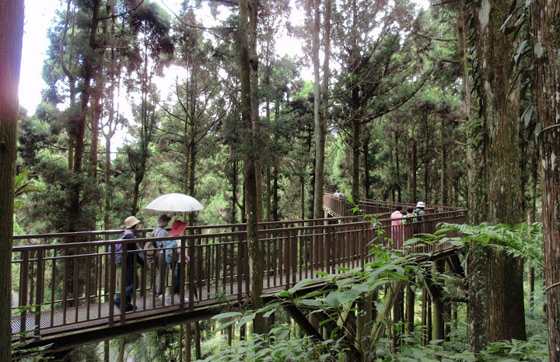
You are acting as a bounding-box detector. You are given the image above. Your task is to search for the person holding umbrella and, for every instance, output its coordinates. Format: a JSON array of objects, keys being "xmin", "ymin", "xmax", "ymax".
[
  {"xmin": 165, "ymin": 220, "xmax": 190, "ymax": 303},
  {"xmin": 145, "ymin": 193, "xmax": 203, "ymax": 303},
  {"xmin": 150, "ymin": 214, "xmax": 171, "ymax": 302}
]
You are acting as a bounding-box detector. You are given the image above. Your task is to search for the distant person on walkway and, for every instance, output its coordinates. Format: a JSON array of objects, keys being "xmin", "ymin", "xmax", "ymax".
[
  {"xmin": 333, "ymin": 190, "xmax": 341, "ymax": 200},
  {"xmin": 413, "ymin": 201, "xmax": 426, "ymax": 233},
  {"xmin": 402, "ymin": 207, "xmax": 416, "ymax": 241},
  {"xmin": 115, "ymin": 216, "xmax": 144, "ymax": 312},
  {"xmin": 390, "ymin": 206, "xmax": 404, "ymax": 249},
  {"xmin": 403, "ymin": 207, "xmax": 415, "ymax": 223},
  {"xmin": 165, "ymin": 220, "xmax": 190, "ymax": 303},
  {"xmin": 414, "ymin": 202, "xmax": 425, "ymax": 217},
  {"xmin": 150, "ymin": 214, "xmax": 171, "ymax": 302}
]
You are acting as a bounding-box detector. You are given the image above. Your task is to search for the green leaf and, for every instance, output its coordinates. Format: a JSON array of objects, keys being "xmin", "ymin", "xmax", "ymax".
[
  {"xmin": 212, "ymin": 319, "xmax": 237, "ymax": 334},
  {"xmin": 298, "ymin": 299, "xmax": 324, "ymax": 308},
  {"xmin": 287, "ymin": 278, "xmax": 320, "ymax": 294},
  {"xmin": 386, "ymin": 270, "xmax": 409, "ymax": 281},
  {"xmin": 238, "ymin": 314, "xmax": 255, "ymax": 328},
  {"xmin": 325, "ymin": 291, "xmax": 341, "ymax": 307},
  {"xmin": 212, "ymin": 311, "xmax": 243, "ymax": 320},
  {"xmin": 337, "ymin": 287, "xmax": 362, "ymax": 305}
]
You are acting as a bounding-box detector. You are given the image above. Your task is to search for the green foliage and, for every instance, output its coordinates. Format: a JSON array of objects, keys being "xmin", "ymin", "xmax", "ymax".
[
  {"xmin": 14, "ymin": 167, "xmax": 41, "ymax": 209},
  {"xmin": 437, "ymin": 222, "xmax": 544, "ymax": 267},
  {"xmin": 205, "ymin": 219, "xmax": 548, "ymax": 361},
  {"xmin": 382, "ymin": 340, "xmax": 477, "ymax": 362},
  {"xmin": 480, "ymin": 333, "xmax": 549, "ymax": 362},
  {"xmin": 202, "ymin": 325, "xmax": 343, "ymax": 362}
]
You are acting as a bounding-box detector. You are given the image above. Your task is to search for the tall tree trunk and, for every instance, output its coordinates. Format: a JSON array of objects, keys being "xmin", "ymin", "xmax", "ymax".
[
  {"xmin": 423, "ymin": 113, "xmax": 430, "ymax": 204},
  {"xmin": 312, "ymin": 0, "xmax": 325, "ymax": 219},
  {"xmin": 351, "ymin": 117, "xmax": 360, "ymax": 202},
  {"xmin": 264, "ymin": 38, "xmax": 272, "ymax": 222},
  {"xmin": 74, "ymin": 0, "xmax": 100, "ymax": 174},
  {"xmin": 238, "ymin": 0, "xmax": 265, "ymax": 334},
  {"xmin": 363, "ymin": 131, "xmax": 371, "ymax": 199},
  {"xmin": 440, "ymin": 117, "xmax": 448, "ymax": 204},
  {"xmin": 103, "ymin": 5, "xmax": 118, "ymax": 231},
  {"xmin": 300, "ymin": 176, "xmax": 305, "ymax": 219},
  {"xmin": 104, "ymin": 135, "xmax": 112, "ymax": 230},
  {"xmin": 458, "ymin": 2, "xmax": 487, "ymax": 353},
  {"xmin": 395, "ymin": 132, "xmax": 401, "ymax": 202},
  {"xmin": 272, "ymin": 166, "xmax": 279, "ymax": 221},
  {"xmin": 60, "ymin": 0, "xmax": 77, "ymax": 171},
  {"xmin": 89, "ymin": 89, "xmax": 101, "ymax": 179},
  {"xmin": 349, "ymin": 0, "xmax": 360, "ymax": 204},
  {"xmin": 321, "ymin": 0, "xmax": 331, "ymax": 189},
  {"xmin": 412, "ymin": 137, "xmax": 417, "ymax": 203},
  {"xmin": 529, "ymin": 1, "xmax": 560, "ymax": 359},
  {"xmin": 229, "ymin": 156, "xmax": 238, "ymax": 225},
  {"xmin": 0, "ymin": 1, "xmax": 23, "ymax": 358},
  {"xmin": 187, "ymin": 137, "xmax": 197, "ymax": 226},
  {"xmin": 249, "ymin": 0, "xmax": 263, "ymax": 224},
  {"xmin": 463, "ymin": 0, "xmax": 526, "ymax": 351},
  {"xmin": 70, "ymin": 0, "xmax": 100, "ymax": 231}
]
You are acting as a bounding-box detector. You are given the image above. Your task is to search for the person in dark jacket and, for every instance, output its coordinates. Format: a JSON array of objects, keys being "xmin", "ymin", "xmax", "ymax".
[{"xmin": 115, "ymin": 216, "xmax": 144, "ymax": 311}]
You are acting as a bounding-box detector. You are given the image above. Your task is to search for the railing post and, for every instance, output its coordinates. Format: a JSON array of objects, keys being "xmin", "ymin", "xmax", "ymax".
[
  {"xmin": 179, "ymin": 236, "xmax": 186, "ymax": 309},
  {"xmin": 34, "ymin": 249, "xmax": 45, "ymax": 339},
  {"xmin": 237, "ymin": 238, "xmax": 243, "ymax": 303},
  {"xmin": 19, "ymin": 250, "xmax": 29, "ymax": 341},
  {"xmin": 284, "ymin": 229, "xmax": 291, "ymax": 289},
  {"xmin": 291, "ymin": 229, "xmax": 297, "ymax": 288},
  {"xmin": 108, "ymin": 244, "xmax": 116, "ymax": 325},
  {"xmin": 327, "ymin": 226, "xmax": 335, "ymax": 274},
  {"xmin": 188, "ymin": 235, "xmax": 195, "ymax": 309}
]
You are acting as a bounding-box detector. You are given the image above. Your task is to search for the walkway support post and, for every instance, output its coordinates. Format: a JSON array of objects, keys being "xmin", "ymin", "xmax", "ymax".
[{"xmin": 432, "ymin": 260, "xmax": 445, "ymax": 342}]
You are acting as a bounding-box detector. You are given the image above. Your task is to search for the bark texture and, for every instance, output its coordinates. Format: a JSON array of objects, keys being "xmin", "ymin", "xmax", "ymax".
[
  {"xmin": 463, "ymin": 0, "xmax": 526, "ymax": 351},
  {"xmin": 312, "ymin": 0, "xmax": 325, "ymax": 218},
  {"xmin": 529, "ymin": 1, "xmax": 560, "ymax": 359},
  {"xmin": 238, "ymin": 0, "xmax": 265, "ymax": 334},
  {"xmin": 0, "ymin": 0, "xmax": 24, "ymax": 358}
]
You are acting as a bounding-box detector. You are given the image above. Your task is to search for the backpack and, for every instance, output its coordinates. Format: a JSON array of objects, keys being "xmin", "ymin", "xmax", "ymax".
[
  {"xmin": 109, "ymin": 231, "xmax": 133, "ymax": 264},
  {"xmin": 144, "ymin": 228, "xmax": 166, "ymax": 264},
  {"xmin": 165, "ymin": 240, "xmax": 179, "ymax": 264}
]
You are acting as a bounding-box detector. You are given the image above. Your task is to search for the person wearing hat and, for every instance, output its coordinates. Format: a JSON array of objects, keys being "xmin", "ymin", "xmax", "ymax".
[
  {"xmin": 150, "ymin": 214, "xmax": 172, "ymax": 301},
  {"xmin": 164, "ymin": 220, "xmax": 190, "ymax": 303},
  {"xmin": 413, "ymin": 201, "xmax": 425, "ymax": 217},
  {"xmin": 115, "ymin": 216, "xmax": 143, "ymax": 311}
]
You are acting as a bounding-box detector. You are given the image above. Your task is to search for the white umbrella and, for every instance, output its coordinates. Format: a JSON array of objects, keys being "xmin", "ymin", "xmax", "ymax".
[{"xmin": 145, "ymin": 193, "xmax": 204, "ymax": 212}]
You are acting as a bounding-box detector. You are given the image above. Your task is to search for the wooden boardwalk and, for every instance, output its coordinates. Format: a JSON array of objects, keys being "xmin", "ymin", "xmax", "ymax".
[{"xmin": 11, "ymin": 196, "xmax": 467, "ymax": 354}]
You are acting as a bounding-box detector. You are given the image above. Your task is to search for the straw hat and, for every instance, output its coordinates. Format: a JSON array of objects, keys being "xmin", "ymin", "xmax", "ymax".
[{"xmin": 124, "ymin": 216, "xmax": 140, "ymax": 229}]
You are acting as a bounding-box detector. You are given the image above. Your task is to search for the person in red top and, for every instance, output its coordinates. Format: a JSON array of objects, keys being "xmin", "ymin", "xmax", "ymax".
[{"xmin": 390, "ymin": 206, "xmax": 404, "ymax": 249}]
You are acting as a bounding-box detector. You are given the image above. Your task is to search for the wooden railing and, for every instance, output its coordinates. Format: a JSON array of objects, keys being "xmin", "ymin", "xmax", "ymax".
[{"xmin": 11, "ymin": 198, "xmax": 467, "ymax": 343}]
